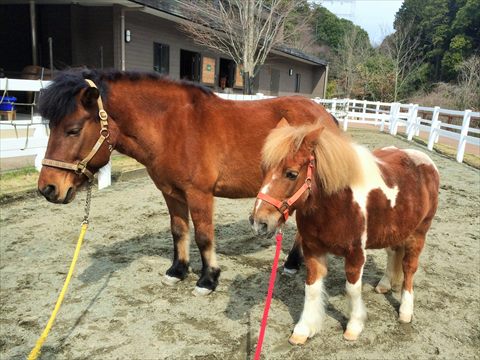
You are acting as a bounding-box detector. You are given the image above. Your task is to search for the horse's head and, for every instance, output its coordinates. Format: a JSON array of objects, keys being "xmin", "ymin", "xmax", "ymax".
[
  {"xmin": 250, "ymin": 121, "xmax": 324, "ymax": 237},
  {"xmin": 38, "ymin": 74, "xmax": 113, "ymax": 204}
]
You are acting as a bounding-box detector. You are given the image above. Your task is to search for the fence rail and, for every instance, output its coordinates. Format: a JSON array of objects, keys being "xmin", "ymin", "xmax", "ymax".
[{"xmin": 1, "ymin": 80, "xmax": 478, "ymax": 191}]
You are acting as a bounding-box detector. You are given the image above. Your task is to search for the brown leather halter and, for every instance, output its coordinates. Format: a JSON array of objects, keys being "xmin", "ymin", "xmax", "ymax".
[
  {"xmin": 41, "ymin": 79, "xmax": 113, "ymax": 182},
  {"xmin": 256, "ymin": 155, "xmax": 315, "ymax": 221}
]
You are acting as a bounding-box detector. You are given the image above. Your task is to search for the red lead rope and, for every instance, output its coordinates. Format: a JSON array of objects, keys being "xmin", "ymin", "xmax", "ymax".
[{"xmin": 254, "ymin": 230, "xmax": 283, "ymax": 360}]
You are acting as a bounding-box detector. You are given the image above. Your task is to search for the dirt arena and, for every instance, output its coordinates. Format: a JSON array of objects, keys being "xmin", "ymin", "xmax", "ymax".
[{"xmin": 1, "ymin": 129, "xmax": 479, "ymax": 359}]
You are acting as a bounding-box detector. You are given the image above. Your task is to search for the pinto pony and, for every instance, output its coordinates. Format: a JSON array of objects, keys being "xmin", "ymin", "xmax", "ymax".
[
  {"xmin": 251, "ymin": 121, "xmax": 439, "ymax": 345},
  {"xmin": 36, "ymin": 69, "xmax": 339, "ymax": 295}
]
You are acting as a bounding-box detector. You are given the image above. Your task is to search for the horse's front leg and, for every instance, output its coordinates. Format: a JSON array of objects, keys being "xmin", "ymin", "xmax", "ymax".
[
  {"xmin": 187, "ymin": 190, "xmax": 221, "ymax": 296},
  {"xmin": 344, "ymin": 249, "xmax": 367, "ymax": 341},
  {"xmin": 289, "ymin": 253, "xmax": 327, "ymax": 345},
  {"xmin": 162, "ymin": 192, "xmax": 191, "ymax": 285},
  {"xmin": 284, "ymin": 232, "xmax": 304, "ymax": 274}
]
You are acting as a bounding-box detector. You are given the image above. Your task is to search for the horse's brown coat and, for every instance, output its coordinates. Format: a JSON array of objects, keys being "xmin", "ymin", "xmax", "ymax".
[{"xmin": 37, "ymin": 70, "xmax": 339, "ymax": 292}]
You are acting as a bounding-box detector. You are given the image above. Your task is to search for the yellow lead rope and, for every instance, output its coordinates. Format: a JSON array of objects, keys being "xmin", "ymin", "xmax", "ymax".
[{"xmin": 28, "ymin": 222, "xmax": 88, "ymax": 360}]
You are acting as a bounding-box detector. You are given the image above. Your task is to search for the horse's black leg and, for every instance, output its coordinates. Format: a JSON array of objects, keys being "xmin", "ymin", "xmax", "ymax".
[
  {"xmin": 187, "ymin": 190, "xmax": 221, "ymax": 295},
  {"xmin": 284, "ymin": 232, "xmax": 304, "ymax": 274},
  {"xmin": 162, "ymin": 193, "xmax": 190, "ymax": 285}
]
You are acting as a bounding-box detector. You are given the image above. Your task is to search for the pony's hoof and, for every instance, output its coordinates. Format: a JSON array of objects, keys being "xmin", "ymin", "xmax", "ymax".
[
  {"xmin": 288, "ymin": 333, "xmax": 308, "ymax": 346},
  {"xmin": 343, "ymin": 329, "xmax": 360, "ymax": 341},
  {"xmin": 162, "ymin": 275, "xmax": 181, "ymax": 286},
  {"xmin": 192, "ymin": 286, "xmax": 213, "ymax": 296},
  {"xmin": 375, "ymin": 284, "xmax": 390, "ymax": 294},
  {"xmin": 283, "ymin": 267, "xmax": 298, "ymax": 276},
  {"xmin": 398, "ymin": 312, "xmax": 412, "ymax": 323}
]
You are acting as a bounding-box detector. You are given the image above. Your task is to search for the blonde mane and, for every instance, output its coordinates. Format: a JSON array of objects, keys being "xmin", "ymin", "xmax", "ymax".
[{"xmin": 262, "ymin": 123, "xmax": 362, "ymax": 194}]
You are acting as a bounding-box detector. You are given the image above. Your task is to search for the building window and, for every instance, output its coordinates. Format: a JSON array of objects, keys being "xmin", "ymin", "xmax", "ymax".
[
  {"xmin": 153, "ymin": 42, "xmax": 169, "ymax": 75},
  {"xmin": 295, "ymin": 73, "xmax": 301, "ymax": 93},
  {"xmin": 180, "ymin": 49, "xmax": 201, "ymax": 82}
]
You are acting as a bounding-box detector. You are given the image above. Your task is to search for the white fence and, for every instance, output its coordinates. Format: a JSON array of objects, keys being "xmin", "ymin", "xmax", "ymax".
[{"xmin": 1, "ymin": 79, "xmax": 478, "ymax": 188}]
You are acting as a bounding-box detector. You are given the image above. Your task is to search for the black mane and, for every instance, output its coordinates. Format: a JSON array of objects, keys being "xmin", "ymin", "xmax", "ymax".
[{"xmin": 38, "ymin": 69, "xmax": 213, "ymax": 127}]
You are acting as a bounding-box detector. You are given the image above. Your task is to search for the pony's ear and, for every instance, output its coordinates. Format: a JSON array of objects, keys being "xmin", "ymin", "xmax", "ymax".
[
  {"xmin": 276, "ymin": 117, "xmax": 290, "ymax": 128},
  {"xmin": 304, "ymin": 125, "xmax": 325, "ymax": 150},
  {"xmin": 81, "ymin": 86, "xmax": 100, "ymax": 109}
]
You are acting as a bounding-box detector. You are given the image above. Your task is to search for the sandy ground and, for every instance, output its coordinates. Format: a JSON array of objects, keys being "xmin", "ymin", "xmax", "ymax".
[{"xmin": 1, "ymin": 129, "xmax": 479, "ymax": 360}]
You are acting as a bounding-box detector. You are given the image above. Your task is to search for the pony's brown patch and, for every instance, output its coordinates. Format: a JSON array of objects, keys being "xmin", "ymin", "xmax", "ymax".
[{"xmin": 262, "ymin": 123, "xmax": 361, "ymax": 194}]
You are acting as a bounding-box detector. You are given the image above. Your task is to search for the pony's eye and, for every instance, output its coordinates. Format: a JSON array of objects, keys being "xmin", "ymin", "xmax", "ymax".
[
  {"xmin": 286, "ymin": 170, "xmax": 298, "ymax": 180},
  {"xmin": 66, "ymin": 128, "xmax": 82, "ymax": 136}
]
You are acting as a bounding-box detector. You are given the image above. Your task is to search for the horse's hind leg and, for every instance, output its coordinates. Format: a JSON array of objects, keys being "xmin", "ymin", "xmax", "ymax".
[
  {"xmin": 162, "ymin": 193, "xmax": 191, "ymax": 285},
  {"xmin": 375, "ymin": 246, "xmax": 405, "ymax": 293},
  {"xmin": 399, "ymin": 232, "xmax": 426, "ymax": 323},
  {"xmin": 187, "ymin": 190, "xmax": 221, "ymax": 296},
  {"xmin": 284, "ymin": 232, "xmax": 303, "ymax": 275},
  {"xmin": 344, "ymin": 250, "xmax": 367, "ymax": 341}
]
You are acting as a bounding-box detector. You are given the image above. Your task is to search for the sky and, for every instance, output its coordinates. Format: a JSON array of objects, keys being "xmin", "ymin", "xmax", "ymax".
[{"xmin": 320, "ymin": 0, "xmax": 404, "ymax": 45}]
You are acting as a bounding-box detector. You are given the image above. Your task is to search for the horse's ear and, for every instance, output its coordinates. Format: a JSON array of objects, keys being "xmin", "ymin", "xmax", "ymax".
[
  {"xmin": 81, "ymin": 86, "xmax": 100, "ymax": 109},
  {"xmin": 276, "ymin": 117, "xmax": 289, "ymax": 128},
  {"xmin": 304, "ymin": 125, "xmax": 325, "ymax": 150}
]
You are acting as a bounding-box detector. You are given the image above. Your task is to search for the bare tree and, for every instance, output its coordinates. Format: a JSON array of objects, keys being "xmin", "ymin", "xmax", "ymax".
[
  {"xmin": 456, "ymin": 55, "xmax": 480, "ymax": 110},
  {"xmin": 383, "ymin": 23, "xmax": 423, "ymax": 102},
  {"xmin": 179, "ymin": 0, "xmax": 301, "ymax": 94}
]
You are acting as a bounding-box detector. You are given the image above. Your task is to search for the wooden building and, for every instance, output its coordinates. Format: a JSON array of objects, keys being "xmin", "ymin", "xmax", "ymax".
[{"xmin": 0, "ymin": 0, "xmax": 328, "ymax": 97}]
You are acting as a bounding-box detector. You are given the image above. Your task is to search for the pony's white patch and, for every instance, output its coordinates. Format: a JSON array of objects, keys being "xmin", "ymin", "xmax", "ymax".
[
  {"xmin": 345, "ymin": 276, "xmax": 367, "ymax": 336},
  {"xmin": 403, "ymin": 149, "xmax": 438, "ymax": 172},
  {"xmin": 382, "ymin": 145, "xmax": 398, "ymax": 151},
  {"xmin": 254, "ymin": 183, "xmax": 271, "ymax": 213},
  {"xmin": 351, "ymin": 145, "xmax": 399, "ymax": 213},
  {"xmin": 399, "ymin": 289, "xmax": 414, "ymax": 322},
  {"xmin": 293, "ymin": 278, "xmax": 326, "ymax": 338},
  {"xmin": 283, "ymin": 267, "xmax": 298, "ymax": 275}
]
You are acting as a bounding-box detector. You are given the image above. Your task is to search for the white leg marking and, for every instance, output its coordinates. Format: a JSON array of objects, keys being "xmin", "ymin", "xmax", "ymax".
[
  {"xmin": 292, "ymin": 279, "xmax": 326, "ymax": 338},
  {"xmin": 344, "ymin": 278, "xmax": 367, "ymax": 341},
  {"xmin": 399, "ymin": 289, "xmax": 414, "ymax": 323},
  {"xmin": 192, "ymin": 286, "xmax": 213, "ymax": 296}
]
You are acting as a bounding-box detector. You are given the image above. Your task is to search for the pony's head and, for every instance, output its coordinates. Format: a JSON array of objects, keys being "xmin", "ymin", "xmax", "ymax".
[
  {"xmin": 37, "ymin": 70, "xmax": 113, "ymax": 203},
  {"xmin": 250, "ymin": 120, "xmax": 360, "ymax": 236}
]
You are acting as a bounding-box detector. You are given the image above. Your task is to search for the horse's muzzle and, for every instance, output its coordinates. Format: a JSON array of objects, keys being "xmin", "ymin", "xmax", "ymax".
[{"xmin": 38, "ymin": 184, "xmax": 76, "ymax": 204}]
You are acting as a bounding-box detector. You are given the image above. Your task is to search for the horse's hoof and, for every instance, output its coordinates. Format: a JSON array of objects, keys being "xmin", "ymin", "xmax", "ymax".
[
  {"xmin": 375, "ymin": 284, "xmax": 390, "ymax": 294},
  {"xmin": 398, "ymin": 312, "xmax": 412, "ymax": 323},
  {"xmin": 283, "ymin": 267, "xmax": 298, "ymax": 276},
  {"xmin": 192, "ymin": 286, "xmax": 213, "ymax": 296},
  {"xmin": 288, "ymin": 333, "xmax": 308, "ymax": 346},
  {"xmin": 162, "ymin": 275, "xmax": 181, "ymax": 286},
  {"xmin": 343, "ymin": 330, "xmax": 360, "ymax": 341}
]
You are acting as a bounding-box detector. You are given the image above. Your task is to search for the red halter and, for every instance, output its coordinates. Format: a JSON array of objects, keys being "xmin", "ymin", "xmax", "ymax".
[{"xmin": 256, "ymin": 155, "xmax": 315, "ymax": 221}]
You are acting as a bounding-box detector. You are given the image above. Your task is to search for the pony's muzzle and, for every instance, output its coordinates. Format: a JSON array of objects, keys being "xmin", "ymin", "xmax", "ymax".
[
  {"xmin": 250, "ymin": 215, "xmax": 277, "ymax": 238},
  {"xmin": 38, "ymin": 184, "xmax": 75, "ymax": 204}
]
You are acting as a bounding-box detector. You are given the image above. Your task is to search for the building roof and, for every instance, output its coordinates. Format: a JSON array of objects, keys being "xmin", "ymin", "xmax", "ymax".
[{"xmin": 132, "ymin": 0, "xmax": 327, "ymax": 66}]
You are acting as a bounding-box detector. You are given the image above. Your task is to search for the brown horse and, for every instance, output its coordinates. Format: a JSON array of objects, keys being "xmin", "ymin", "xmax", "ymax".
[
  {"xmin": 37, "ymin": 69, "xmax": 339, "ymax": 295},
  {"xmin": 251, "ymin": 120, "xmax": 439, "ymax": 345}
]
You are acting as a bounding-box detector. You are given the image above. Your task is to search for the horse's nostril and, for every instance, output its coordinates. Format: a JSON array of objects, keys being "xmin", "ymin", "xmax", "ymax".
[
  {"xmin": 259, "ymin": 222, "xmax": 268, "ymax": 233},
  {"xmin": 41, "ymin": 184, "xmax": 56, "ymax": 199}
]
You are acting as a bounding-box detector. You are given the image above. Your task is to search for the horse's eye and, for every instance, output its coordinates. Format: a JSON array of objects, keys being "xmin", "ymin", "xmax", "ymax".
[
  {"xmin": 286, "ymin": 170, "xmax": 298, "ymax": 180},
  {"xmin": 66, "ymin": 128, "xmax": 82, "ymax": 136}
]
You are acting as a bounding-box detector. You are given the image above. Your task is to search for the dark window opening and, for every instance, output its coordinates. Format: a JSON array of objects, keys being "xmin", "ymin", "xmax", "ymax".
[
  {"xmin": 153, "ymin": 42, "xmax": 169, "ymax": 75},
  {"xmin": 180, "ymin": 49, "xmax": 201, "ymax": 82},
  {"xmin": 295, "ymin": 73, "xmax": 301, "ymax": 93},
  {"xmin": 219, "ymin": 58, "xmax": 235, "ymax": 89}
]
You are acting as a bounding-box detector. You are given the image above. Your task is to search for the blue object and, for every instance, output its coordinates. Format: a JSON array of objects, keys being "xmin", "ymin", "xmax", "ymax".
[{"xmin": 0, "ymin": 96, "xmax": 17, "ymax": 111}]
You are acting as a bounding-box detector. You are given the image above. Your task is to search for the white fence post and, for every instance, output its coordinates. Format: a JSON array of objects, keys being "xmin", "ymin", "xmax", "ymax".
[
  {"xmin": 375, "ymin": 102, "xmax": 380, "ymax": 126},
  {"xmin": 427, "ymin": 106, "xmax": 441, "ymax": 150},
  {"xmin": 331, "ymin": 98, "xmax": 337, "ymax": 114},
  {"xmin": 456, "ymin": 109, "xmax": 472, "ymax": 163},
  {"xmin": 362, "ymin": 100, "xmax": 367, "ymax": 122},
  {"xmin": 388, "ymin": 102, "xmax": 401, "ymax": 135},
  {"xmin": 406, "ymin": 104, "xmax": 419, "ymax": 140}
]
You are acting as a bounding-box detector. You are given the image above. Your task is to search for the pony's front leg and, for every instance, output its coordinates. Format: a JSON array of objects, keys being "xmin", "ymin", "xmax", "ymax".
[
  {"xmin": 162, "ymin": 193, "xmax": 191, "ymax": 285},
  {"xmin": 289, "ymin": 254, "xmax": 327, "ymax": 345},
  {"xmin": 344, "ymin": 251, "xmax": 367, "ymax": 341},
  {"xmin": 187, "ymin": 190, "xmax": 221, "ymax": 296}
]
